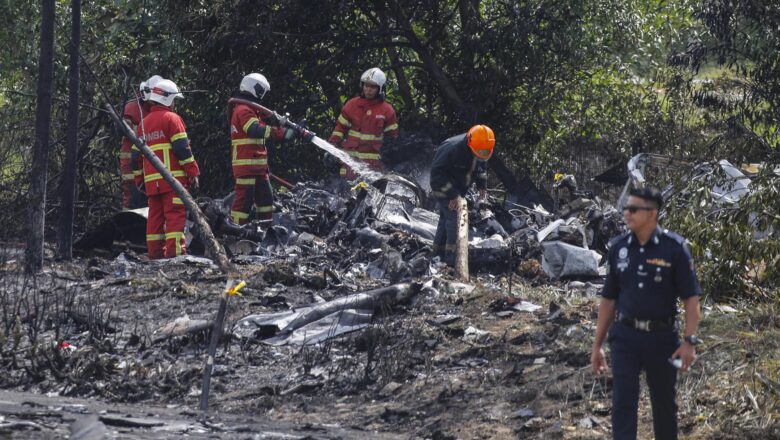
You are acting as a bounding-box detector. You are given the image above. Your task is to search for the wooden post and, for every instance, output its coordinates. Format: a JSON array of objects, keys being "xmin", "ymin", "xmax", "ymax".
[{"xmin": 454, "ymin": 197, "xmax": 469, "ymax": 281}]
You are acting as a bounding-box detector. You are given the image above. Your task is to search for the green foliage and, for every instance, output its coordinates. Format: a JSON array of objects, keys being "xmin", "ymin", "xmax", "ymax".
[
  {"xmin": 1, "ymin": 0, "xmax": 778, "ymax": 302},
  {"xmin": 665, "ymin": 162, "xmax": 780, "ymax": 300},
  {"xmin": 671, "ymin": 0, "xmax": 780, "ymax": 148}
]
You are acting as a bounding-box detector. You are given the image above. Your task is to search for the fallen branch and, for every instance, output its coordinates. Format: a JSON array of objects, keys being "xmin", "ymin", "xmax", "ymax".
[{"xmin": 103, "ymin": 104, "xmax": 231, "ymax": 272}]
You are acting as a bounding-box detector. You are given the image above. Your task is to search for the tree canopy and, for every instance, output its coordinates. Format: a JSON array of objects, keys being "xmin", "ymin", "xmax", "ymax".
[{"xmin": 1, "ymin": 0, "xmax": 779, "ymax": 293}]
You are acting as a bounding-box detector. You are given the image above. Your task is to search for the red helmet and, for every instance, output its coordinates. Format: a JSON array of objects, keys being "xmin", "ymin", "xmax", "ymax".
[{"xmin": 467, "ymin": 125, "xmax": 495, "ymax": 161}]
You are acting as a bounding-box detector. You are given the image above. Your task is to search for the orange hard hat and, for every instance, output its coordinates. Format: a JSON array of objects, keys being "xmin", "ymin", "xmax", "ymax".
[{"xmin": 467, "ymin": 125, "xmax": 495, "ymax": 161}]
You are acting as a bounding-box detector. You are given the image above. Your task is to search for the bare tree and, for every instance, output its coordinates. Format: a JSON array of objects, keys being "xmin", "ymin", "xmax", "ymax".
[
  {"xmin": 58, "ymin": 0, "xmax": 81, "ymax": 260},
  {"xmin": 26, "ymin": 0, "xmax": 56, "ymax": 274}
]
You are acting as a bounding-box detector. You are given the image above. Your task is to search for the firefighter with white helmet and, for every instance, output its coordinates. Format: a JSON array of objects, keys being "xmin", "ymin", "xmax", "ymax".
[
  {"xmin": 328, "ymin": 67, "xmax": 399, "ymax": 179},
  {"xmin": 147, "ymin": 78, "xmax": 184, "ymax": 107},
  {"xmin": 227, "ymin": 73, "xmax": 301, "ymax": 225},
  {"xmin": 131, "ymin": 78, "xmax": 200, "ymax": 259},
  {"xmin": 139, "ymin": 75, "xmax": 163, "ymax": 102},
  {"xmin": 118, "ymin": 74, "xmax": 162, "ymax": 210}
]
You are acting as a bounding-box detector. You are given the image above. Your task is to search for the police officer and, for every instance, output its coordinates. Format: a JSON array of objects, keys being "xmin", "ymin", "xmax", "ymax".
[{"xmin": 591, "ymin": 186, "xmax": 701, "ymax": 440}]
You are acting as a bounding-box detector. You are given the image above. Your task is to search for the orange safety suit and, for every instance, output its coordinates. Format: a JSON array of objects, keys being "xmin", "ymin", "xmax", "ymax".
[
  {"xmin": 132, "ymin": 105, "xmax": 200, "ymax": 259},
  {"xmin": 120, "ymin": 98, "xmax": 149, "ymax": 209},
  {"xmin": 328, "ymin": 96, "xmax": 398, "ymax": 179},
  {"xmin": 229, "ymin": 102, "xmax": 286, "ymax": 224}
]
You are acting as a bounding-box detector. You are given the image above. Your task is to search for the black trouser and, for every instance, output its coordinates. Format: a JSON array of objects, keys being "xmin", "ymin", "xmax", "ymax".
[
  {"xmin": 609, "ymin": 321, "xmax": 680, "ymax": 440},
  {"xmin": 433, "ymin": 199, "xmax": 457, "ymax": 266},
  {"xmin": 129, "ymin": 184, "xmax": 148, "ymax": 209}
]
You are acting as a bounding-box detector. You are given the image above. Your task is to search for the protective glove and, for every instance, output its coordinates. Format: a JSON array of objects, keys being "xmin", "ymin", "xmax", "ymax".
[
  {"xmin": 189, "ymin": 176, "xmax": 199, "ymax": 192},
  {"xmin": 263, "ymin": 112, "xmax": 282, "ymax": 127}
]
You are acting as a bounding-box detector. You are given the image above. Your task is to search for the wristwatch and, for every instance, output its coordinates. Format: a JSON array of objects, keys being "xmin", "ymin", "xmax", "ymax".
[{"xmin": 684, "ymin": 335, "xmax": 700, "ymax": 346}]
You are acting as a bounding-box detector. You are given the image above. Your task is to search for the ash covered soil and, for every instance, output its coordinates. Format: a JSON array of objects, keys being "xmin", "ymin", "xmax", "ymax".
[
  {"xmin": 1, "ymin": 251, "xmax": 777, "ymax": 439},
  {"xmin": 1, "ymin": 177, "xmax": 778, "ymax": 439}
]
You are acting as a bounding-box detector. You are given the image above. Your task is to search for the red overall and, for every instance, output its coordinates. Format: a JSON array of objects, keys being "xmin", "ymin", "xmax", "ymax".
[
  {"xmin": 229, "ymin": 102, "xmax": 285, "ymax": 224},
  {"xmin": 120, "ymin": 98, "xmax": 149, "ymax": 209},
  {"xmin": 328, "ymin": 96, "xmax": 398, "ymax": 179},
  {"xmin": 133, "ymin": 105, "xmax": 200, "ymax": 259}
]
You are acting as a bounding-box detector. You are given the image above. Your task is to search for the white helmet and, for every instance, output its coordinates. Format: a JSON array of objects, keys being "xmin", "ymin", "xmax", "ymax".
[
  {"xmin": 148, "ymin": 79, "xmax": 183, "ymax": 107},
  {"xmin": 240, "ymin": 73, "xmax": 270, "ymax": 100},
  {"xmin": 140, "ymin": 74, "xmax": 163, "ymax": 101},
  {"xmin": 360, "ymin": 67, "xmax": 387, "ymax": 94}
]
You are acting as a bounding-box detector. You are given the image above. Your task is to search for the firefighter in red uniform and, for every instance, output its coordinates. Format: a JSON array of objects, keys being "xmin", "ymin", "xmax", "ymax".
[
  {"xmin": 119, "ymin": 75, "xmax": 161, "ymax": 210},
  {"xmin": 132, "ymin": 79, "xmax": 200, "ymax": 259},
  {"xmin": 228, "ymin": 73, "xmax": 304, "ymax": 225},
  {"xmin": 328, "ymin": 68, "xmax": 399, "ymax": 179}
]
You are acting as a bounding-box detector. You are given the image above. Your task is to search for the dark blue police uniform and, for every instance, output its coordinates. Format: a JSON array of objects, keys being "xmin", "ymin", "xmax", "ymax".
[{"xmin": 602, "ymin": 226, "xmax": 701, "ymax": 440}]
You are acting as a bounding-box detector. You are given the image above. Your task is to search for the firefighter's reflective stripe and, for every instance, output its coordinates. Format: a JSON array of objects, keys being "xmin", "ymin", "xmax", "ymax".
[
  {"xmin": 118, "ymin": 152, "xmax": 132, "ymax": 159},
  {"xmin": 231, "ymin": 136, "xmax": 268, "ymax": 168},
  {"xmin": 146, "ymin": 234, "xmax": 165, "ymax": 241},
  {"xmin": 179, "ymin": 156, "xmax": 196, "ymax": 165},
  {"xmin": 170, "ymin": 132, "xmax": 188, "ymax": 142},
  {"xmin": 236, "ymin": 177, "xmax": 256, "ymax": 185},
  {"xmin": 337, "ymin": 115, "xmax": 351, "ymax": 127},
  {"xmin": 231, "ymin": 211, "xmax": 249, "ymax": 222},
  {"xmin": 242, "ymin": 117, "xmax": 260, "ymax": 134},
  {"xmin": 133, "ymin": 169, "xmax": 143, "ymax": 177},
  {"xmin": 347, "ymin": 130, "xmax": 383, "ymax": 141},
  {"xmin": 339, "ymin": 168, "xmax": 347, "ymax": 175},
  {"xmin": 255, "ymin": 205, "xmax": 273, "ymax": 213},
  {"xmin": 231, "ymin": 138, "xmax": 266, "ymax": 146},
  {"xmin": 165, "ymin": 231, "xmax": 185, "ymax": 256},
  {"xmin": 121, "ymin": 173, "xmax": 135, "ymax": 181},
  {"xmin": 330, "ymin": 131, "xmax": 344, "ymax": 139},
  {"xmin": 232, "ymin": 158, "xmax": 268, "ymax": 166},
  {"xmin": 355, "ymin": 151, "xmax": 380, "ymax": 160},
  {"xmin": 172, "ymin": 197, "xmax": 183, "ymax": 205},
  {"xmin": 384, "ymin": 123, "xmax": 399, "ymax": 132},
  {"xmin": 144, "ymin": 170, "xmax": 186, "ymax": 183}
]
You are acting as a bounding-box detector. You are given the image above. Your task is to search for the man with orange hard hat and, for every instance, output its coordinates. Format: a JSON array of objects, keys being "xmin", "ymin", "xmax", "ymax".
[{"xmin": 429, "ymin": 125, "xmax": 495, "ymax": 266}]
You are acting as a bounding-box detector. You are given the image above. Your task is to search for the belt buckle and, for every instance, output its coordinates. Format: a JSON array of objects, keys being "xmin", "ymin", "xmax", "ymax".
[{"xmin": 635, "ymin": 319, "xmax": 651, "ymax": 332}]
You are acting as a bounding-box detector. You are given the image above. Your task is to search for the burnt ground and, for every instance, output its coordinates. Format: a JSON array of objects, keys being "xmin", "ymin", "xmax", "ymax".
[{"xmin": 0, "ymin": 246, "xmax": 779, "ymax": 439}]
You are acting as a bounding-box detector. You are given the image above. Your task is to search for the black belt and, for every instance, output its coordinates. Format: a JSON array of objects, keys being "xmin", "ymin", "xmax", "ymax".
[{"xmin": 616, "ymin": 312, "xmax": 675, "ymax": 332}]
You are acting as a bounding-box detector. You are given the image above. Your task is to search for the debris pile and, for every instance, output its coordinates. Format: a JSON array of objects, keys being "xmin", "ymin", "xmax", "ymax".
[{"xmin": 4, "ymin": 155, "xmax": 779, "ymax": 438}]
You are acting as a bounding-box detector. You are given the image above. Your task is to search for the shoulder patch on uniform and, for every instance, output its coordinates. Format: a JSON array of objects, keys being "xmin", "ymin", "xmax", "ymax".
[
  {"xmin": 607, "ymin": 231, "xmax": 631, "ymax": 249},
  {"xmin": 659, "ymin": 229, "xmax": 686, "ymax": 246}
]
